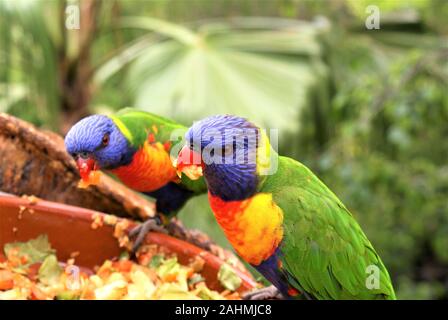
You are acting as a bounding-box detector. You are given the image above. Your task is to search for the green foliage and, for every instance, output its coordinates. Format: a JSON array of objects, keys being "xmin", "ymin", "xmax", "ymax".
[
  {"xmin": 0, "ymin": 0, "xmax": 61, "ymax": 128},
  {"xmin": 347, "ymin": 0, "xmax": 429, "ymax": 16},
  {"xmin": 95, "ymin": 16, "xmax": 327, "ymax": 144},
  {"xmin": 306, "ymin": 32, "xmax": 448, "ymax": 298}
]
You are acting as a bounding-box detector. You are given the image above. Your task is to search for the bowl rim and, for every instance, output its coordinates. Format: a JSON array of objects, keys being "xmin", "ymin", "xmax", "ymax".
[{"xmin": 0, "ymin": 195, "xmax": 258, "ymax": 293}]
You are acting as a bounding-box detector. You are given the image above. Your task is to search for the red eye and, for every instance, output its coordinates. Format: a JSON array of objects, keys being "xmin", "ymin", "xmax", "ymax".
[{"xmin": 102, "ymin": 134, "xmax": 110, "ymax": 146}]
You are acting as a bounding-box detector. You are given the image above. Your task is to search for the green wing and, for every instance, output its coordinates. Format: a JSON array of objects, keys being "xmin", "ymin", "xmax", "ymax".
[
  {"xmin": 261, "ymin": 157, "xmax": 396, "ymax": 300},
  {"xmin": 113, "ymin": 108, "xmax": 206, "ymax": 193},
  {"xmin": 113, "ymin": 107, "xmax": 186, "ymax": 147}
]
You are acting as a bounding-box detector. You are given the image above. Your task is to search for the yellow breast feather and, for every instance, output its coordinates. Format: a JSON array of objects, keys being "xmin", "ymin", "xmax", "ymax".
[{"xmin": 209, "ymin": 192, "xmax": 284, "ymax": 266}]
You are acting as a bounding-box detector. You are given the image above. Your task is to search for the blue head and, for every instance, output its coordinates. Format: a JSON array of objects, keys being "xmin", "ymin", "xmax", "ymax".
[
  {"xmin": 65, "ymin": 115, "xmax": 136, "ymax": 174},
  {"xmin": 178, "ymin": 115, "xmax": 260, "ymax": 201}
]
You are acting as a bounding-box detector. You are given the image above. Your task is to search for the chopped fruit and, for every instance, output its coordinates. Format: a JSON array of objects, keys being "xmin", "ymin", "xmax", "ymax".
[
  {"xmin": 21, "ymin": 195, "xmax": 38, "ymax": 205},
  {"xmin": 30, "ymin": 285, "xmax": 49, "ymax": 300},
  {"xmin": 112, "ymin": 260, "xmax": 133, "ymax": 273},
  {"xmin": 182, "ymin": 165, "xmax": 203, "ymax": 180},
  {"xmin": 190, "ymin": 256, "xmax": 205, "ymax": 273},
  {"xmin": 77, "ymin": 170, "xmax": 101, "ymax": 189},
  {"xmin": 0, "ymin": 270, "xmax": 14, "ymax": 290},
  {"xmin": 113, "ymin": 219, "xmax": 132, "ymax": 250},
  {"xmin": 175, "ymin": 146, "xmax": 203, "ymax": 180},
  {"xmin": 0, "ymin": 235, "xmax": 243, "ymax": 300},
  {"xmin": 90, "ymin": 213, "xmax": 103, "ymax": 229},
  {"xmin": 103, "ymin": 215, "xmax": 118, "ymax": 226}
]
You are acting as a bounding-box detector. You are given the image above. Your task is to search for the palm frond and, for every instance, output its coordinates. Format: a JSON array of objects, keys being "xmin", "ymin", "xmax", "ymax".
[{"xmin": 96, "ymin": 16, "xmax": 329, "ymax": 144}]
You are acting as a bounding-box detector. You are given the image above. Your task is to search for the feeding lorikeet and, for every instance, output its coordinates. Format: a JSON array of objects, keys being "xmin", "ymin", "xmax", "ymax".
[
  {"xmin": 175, "ymin": 115, "xmax": 396, "ymax": 300},
  {"xmin": 64, "ymin": 108, "xmax": 207, "ymax": 249}
]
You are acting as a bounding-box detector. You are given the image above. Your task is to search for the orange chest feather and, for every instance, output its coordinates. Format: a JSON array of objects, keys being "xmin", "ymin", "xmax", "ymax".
[
  {"xmin": 110, "ymin": 141, "xmax": 178, "ymax": 192},
  {"xmin": 208, "ymin": 192, "xmax": 284, "ymax": 266}
]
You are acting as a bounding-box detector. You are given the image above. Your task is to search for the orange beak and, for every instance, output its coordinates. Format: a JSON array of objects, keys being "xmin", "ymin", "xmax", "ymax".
[
  {"xmin": 76, "ymin": 157, "xmax": 98, "ymax": 182},
  {"xmin": 175, "ymin": 145, "xmax": 203, "ymax": 180}
]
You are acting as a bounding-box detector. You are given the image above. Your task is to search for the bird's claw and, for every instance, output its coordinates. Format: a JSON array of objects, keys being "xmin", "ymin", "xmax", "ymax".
[
  {"xmin": 243, "ymin": 285, "xmax": 284, "ymax": 300},
  {"xmin": 129, "ymin": 216, "xmax": 168, "ymax": 254},
  {"xmin": 165, "ymin": 219, "xmax": 188, "ymax": 239}
]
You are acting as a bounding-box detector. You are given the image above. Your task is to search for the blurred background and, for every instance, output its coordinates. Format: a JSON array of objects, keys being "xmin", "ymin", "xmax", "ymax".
[{"xmin": 1, "ymin": 0, "xmax": 447, "ymax": 299}]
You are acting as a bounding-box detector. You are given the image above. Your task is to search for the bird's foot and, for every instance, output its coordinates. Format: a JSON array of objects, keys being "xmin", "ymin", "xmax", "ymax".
[
  {"xmin": 165, "ymin": 218, "xmax": 214, "ymax": 252},
  {"xmin": 243, "ymin": 285, "xmax": 284, "ymax": 300},
  {"xmin": 165, "ymin": 218, "xmax": 188, "ymax": 239},
  {"xmin": 128, "ymin": 216, "xmax": 167, "ymax": 254}
]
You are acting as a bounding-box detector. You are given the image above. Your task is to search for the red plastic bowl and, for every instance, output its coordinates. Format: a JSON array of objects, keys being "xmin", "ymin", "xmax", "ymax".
[{"xmin": 0, "ymin": 195, "xmax": 257, "ymax": 295}]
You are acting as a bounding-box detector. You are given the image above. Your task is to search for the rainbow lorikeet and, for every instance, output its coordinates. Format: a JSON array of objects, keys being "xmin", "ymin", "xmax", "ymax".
[
  {"xmin": 175, "ymin": 115, "xmax": 396, "ymax": 300},
  {"xmin": 64, "ymin": 108, "xmax": 206, "ymax": 249}
]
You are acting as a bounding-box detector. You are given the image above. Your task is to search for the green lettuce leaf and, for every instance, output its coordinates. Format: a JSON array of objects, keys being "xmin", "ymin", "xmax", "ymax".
[
  {"xmin": 4, "ymin": 234, "xmax": 55, "ymax": 268},
  {"xmin": 38, "ymin": 254, "xmax": 62, "ymax": 286},
  {"xmin": 156, "ymin": 257, "xmax": 179, "ymax": 278},
  {"xmin": 218, "ymin": 263, "xmax": 242, "ymax": 291}
]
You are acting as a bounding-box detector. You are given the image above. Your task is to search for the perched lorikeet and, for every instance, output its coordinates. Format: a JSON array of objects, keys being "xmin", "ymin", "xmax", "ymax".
[
  {"xmin": 175, "ymin": 115, "xmax": 396, "ymax": 300},
  {"xmin": 64, "ymin": 108, "xmax": 207, "ymax": 247}
]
